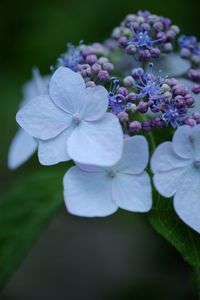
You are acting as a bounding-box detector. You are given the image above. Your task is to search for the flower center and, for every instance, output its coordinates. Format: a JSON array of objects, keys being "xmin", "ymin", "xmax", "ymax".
[
  {"xmin": 72, "ymin": 113, "xmax": 81, "ymax": 124},
  {"xmin": 108, "ymin": 169, "xmax": 116, "ymax": 178}
]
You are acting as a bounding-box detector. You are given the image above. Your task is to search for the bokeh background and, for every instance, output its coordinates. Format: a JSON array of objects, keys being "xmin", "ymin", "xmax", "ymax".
[{"xmin": 0, "ymin": 0, "xmax": 199, "ymax": 299}]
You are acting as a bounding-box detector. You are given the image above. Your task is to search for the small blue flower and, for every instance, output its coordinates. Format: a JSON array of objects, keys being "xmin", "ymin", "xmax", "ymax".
[
  {"xmin": 178, "ymin": 35, "xmax": 197, "ymax": 51},
  {"xmin": 132, "ymin": 68, "xmax": 165, "ymax": 99},
  {"xmin": 108, "ymin": 77, "xmax": 125, "ymax": 114},
  {"xmin": 162, "ymin": 100, "xmax": 188, "ymax": 128},
  {"xmin": 128, "ymin": 28, "xmax": 162, "ymax": 50},
  {"xmin": 58, "ymin": 44, "xmax": 84, "ymax": 71}
]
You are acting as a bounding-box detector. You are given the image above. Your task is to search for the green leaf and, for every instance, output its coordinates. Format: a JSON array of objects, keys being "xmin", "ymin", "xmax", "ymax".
[
  {"xmin": 149, "ymin": 194, "xmax": 200, "ymax": 297},
  {"xmin": 0, "ymin": 165, "xmax": 71, "ymax": 289}
]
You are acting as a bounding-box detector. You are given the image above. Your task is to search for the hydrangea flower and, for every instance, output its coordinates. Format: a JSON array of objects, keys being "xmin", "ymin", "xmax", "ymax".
[
  {"xmin": 16, "ymin": 67, "xmax": 123, "ymax": 167},
  {"xmin": 8, "ymin": 68, "xmax": 49, "ymax": 169},
  {"xmin": 151, "ymin": 125, "xmax": 200, "ymax": 233},
  {"xmin": 63, "ymin": 136, "xmax": 152, "ymax": 217}
]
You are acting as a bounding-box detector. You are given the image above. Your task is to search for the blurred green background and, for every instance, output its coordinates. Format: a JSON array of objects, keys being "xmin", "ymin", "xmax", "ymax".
[{"xmin": 0, "ymin": 0, "xmax": 199, "ymax": 299}]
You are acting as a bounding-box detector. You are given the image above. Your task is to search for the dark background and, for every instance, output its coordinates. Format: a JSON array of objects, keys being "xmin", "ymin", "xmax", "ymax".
[{"xmin": 0, "ymin": 0, "xmax": 199, "ymax": 299}]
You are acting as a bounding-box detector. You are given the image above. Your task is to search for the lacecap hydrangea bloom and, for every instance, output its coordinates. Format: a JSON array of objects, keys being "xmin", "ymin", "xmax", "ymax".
[{"xmin": 12, "ymin": 10, "xmax": 200, "ymax": 230}]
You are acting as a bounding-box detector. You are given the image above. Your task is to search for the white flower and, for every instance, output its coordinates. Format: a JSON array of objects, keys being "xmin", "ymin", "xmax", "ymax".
[
  {"xmin": 16, "ymin": 67, "xmax": 123, "ymax": 167},
  {"xmin": 8, "ymin": 69, "xmax": 49, "ymax": 169},
  {"xmin": 63, "ymin": 136, "xmax": 152, "ymax": 217},
  {"xmin": 151, "ymin": 125, "xmax": 200, "ymax": 233}
]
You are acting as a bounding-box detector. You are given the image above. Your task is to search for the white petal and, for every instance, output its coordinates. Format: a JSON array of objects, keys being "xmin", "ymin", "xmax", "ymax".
[
  {"xmin": 8, "ymin": 129, "xmax": 37, "ymax": 169},
  {"xmin": 63, "ymin": 166, "xmax": 117, "ymax": 217},
  {"xmin": 153, "ymin": 53, "xmax": 190, "ymax": 77},
  {"xmin": 16, "ymin": 95, "xmax": 72, "ymax": 140},
  {"xmin": 173, "ymin": 125, "xmax": 197, "ymax": 159},
  {"xmin": 153, "ymin": 166, "xmax": 191, "ymax": 198},
  {"xmin": 38, "ymin": 128, "xmax": 72, "ymax": 165},
  {"xmin": 67, "ymin": 113, "xmax": 123, "ymax": 167},
  {"xmin": 151, "ymin": 141, "xmax": 192, "ymax": 197},
  {"xmin": 112, "ymin": 171, "xmax": 152, "ymax": 212},
  {"xmin": 174, "ymin": 166, "xmax": 200, "ymax": 233},
  {"xmin": 116, "ymin": 136, "xmax": 149, "ymax": 175},
  {"xmin": 151, "ymin": 142, "xmax": 192, "ymax": 174},
  {"xmin": 49, "ymin": 67, "xmax": 86, "ymax": 113},
  {"xmin": 81, "ymin": 86, "xmax": 108, "ymax": 121}
]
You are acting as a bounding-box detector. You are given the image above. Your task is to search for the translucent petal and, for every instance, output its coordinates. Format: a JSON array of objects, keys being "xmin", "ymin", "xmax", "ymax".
[
  {"xmin": 174, "ymin": 166, "xmax": 200, "ymax": 233},
  {"xmin": 8, "ymin": 129, "xmax": 37, "ymax": 169},
  {"xmin": 38, "ymin": 127, "xmax": 72, "ymax": 165},
  {"xmin": 116, "ymin": 136, "xmax": 149, "ymax": 175},
  {"xmin": 16, "ymin": 95, "xmax": 72, "ymax": 140},
  {"xmin": 112, "ymin": 171, "xmax": 152, "ymax": 212},
  {"xmin": 67, "ymin": 113, "xmax": 123, "ymax": 167},
  {"xmin": 49, "ymin": 67, "xmax": 86, "ymax": 114},
  {"xmin": 63, "ymin": 166, "xmax": 117, "ymax": 217}
]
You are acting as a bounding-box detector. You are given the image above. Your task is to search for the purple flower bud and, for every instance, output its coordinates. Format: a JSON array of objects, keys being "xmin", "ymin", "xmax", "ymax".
[
  {"xmin": 97, "ymin": 70, "xmax": 109, "ymax": 82},
  {"xmin": 86, "ymin": 54, "xmax": 97, "ymax": 65},
  {"xmin": 139, "ymin": 49, "xmax": 151, "ymax": 60},
  {"xmin": 86, "ymin": 81, "xmax": 96, "ymax": 88},
  {"xmin": 92, "ymin": 63, "xmax": 102, "ymax": 74},
  {"xmin": 184, "ymin": 118, "xmax": 197, "ymax": 127},
  {"xmin": 103, "ymin": 62, "xmax": 114, "ymax": 72},
  {"xmin": 82, "ymin": 47, "xmax": 95, "ymax": 57},
  {"xmin": 138, "ymin": 101, "xmax": 148, "ymax": 113},
  {"xmin": 153, "ymin": 21, "xmax": 164, "ymax": 31},
  {"xmin": 151, "ymin": 117, "xmax": 163, "ymax": 128},
  {"xmin": 126, "ymin": 44, "xmax": 137, "ymax": 54},
  {"xmin": 180, "ymin": 48, "xmax": 192, "ymax": 58},
  {"xmin": 119, "ymin": 36, "xmax": 128, "ymax": 48},
  {"xmin": 192, "ymin": 84, "xmax": 200, "ymax": 94},
  {"xmin": 142, "ymin": 120, "xmax": 152, "ymax": 131},
  {"xmin": 192, "ymin": 54, "xmax": 200, "ymax": 65},
  {"xmin": 129, "ymin": 121, "xmax": 142, "ymax": 132},
  {"xmin": 126, "ymin": 92, "xmax": 138, "ymax": 102},
  {"xmin": 184, "ymin": 94, "xmax": 194, "ymax": 106},
  {"xmin": 156, "ymin": 32, "xmax": 166, "ymax": 42},
  {"xmin": 187, "ymin": 69, "xmax": 200, "ymax": 81},
  {"xmin": 150, "ymin": 47, "xmax": 160, "ymax": 58},
  {"xmin": 193, "ymin": 112, "xmax": 200, "ymax": 123},
  {"xmin": 118, "ymin": 111, "xmax": 129, "ymax": 123},
  {"xmin": 132, "ymin": 67, "xmax": 144, "ymax": 79},
  {"xmin": 163, "ymin": 43, "xmax": 173, "ymax": 53},
  {"xmin": 123, "ymin": 76, "xmax": 135, "ymax": 87},
  {"xmin": 166, "ymin": 30, "xmax": 176, "ymax": 40},
  {"xmin": 98, "ymin": 57, "xmax": 109, "ymax": 65},
  {"xmin": 118, "ymin": 87, "xmax": 129, "ymax": 97}
]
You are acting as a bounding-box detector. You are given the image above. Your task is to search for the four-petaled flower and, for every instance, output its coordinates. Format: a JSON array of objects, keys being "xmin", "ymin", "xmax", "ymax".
[
  {"xmin": 151, "ymin": 125, "xmax": 200, "ymax": 233},
  {"xmin": 16, "ymin": 67, "xmax": 123, "ymax": 167},
  {"xmin": 63, "ymin": 136, "xmax": 152, "ymax": 217}
]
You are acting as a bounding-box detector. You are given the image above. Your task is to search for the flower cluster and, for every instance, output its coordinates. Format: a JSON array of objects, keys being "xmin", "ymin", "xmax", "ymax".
[
  {"xmin": 111, "ymin": 10, "xmax": 179, "ymax": 61},
  {"xmin": 9, "ymin": 10, "xmax": 200, "ymax": 234},
  {"xmin": 179, "ymin": 35, "xmax": 200, "ymax": 65},
  {"xmin": 54, "ymin": 42, "xmax": 114, "ymax": 86}
]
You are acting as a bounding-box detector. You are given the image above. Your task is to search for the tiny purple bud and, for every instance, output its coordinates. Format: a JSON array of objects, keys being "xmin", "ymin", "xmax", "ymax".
[
  {"xmin": 97, "ymin": 70, "xmax": 109, "ymax": 82},
  {"xmin": 142, "ymin": 120, "xmax": 152, "ymax": 131},
  {"xmin": 86, "ymin": 54, "xmax": 97, "ymax": 65},
  {"xmin": 103, "ymin": 62, "xmax": 114, "ymax": 72},
  {"xmin": 138, "ymin": 101, "xmax": 148, "ymax": 113},
  {"xmin": 118, "ymin": 87, "xmax": 129, "ymax": 97},
  {"xmin": 184, "ymin": 118, "xmax": 197, "ymax": 127},
  {"xmin": 126, "ymin": 92, "xmax": 138, "ymax": 102},
  {"xmin": 192, "ymin": 84, "xmax": 200, "ymax": 94},
  {"xmin": 119, "ymin": 36, "xmax": 128, "ymax": 48},
  {"xmin": 163, "ymin": 42, "xmax": 173, "ymax": 53},
  {"xmin": 129, "ymin": 121, "xmax": 142, "ymax": 132},
  {"xmin": 180, "ymin": 48, "xmax": 192, "ymax": 58},
  {"xmin": 86, "ymin": 81, "xmax": 96, "ymax": 88},
  {"xmin": 92, "ymin": 63, "xmax": 102, "ymax": 74},
  {"xmin": 118, "ymin": 111, "xmax": 129, "ymax": 123}
]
